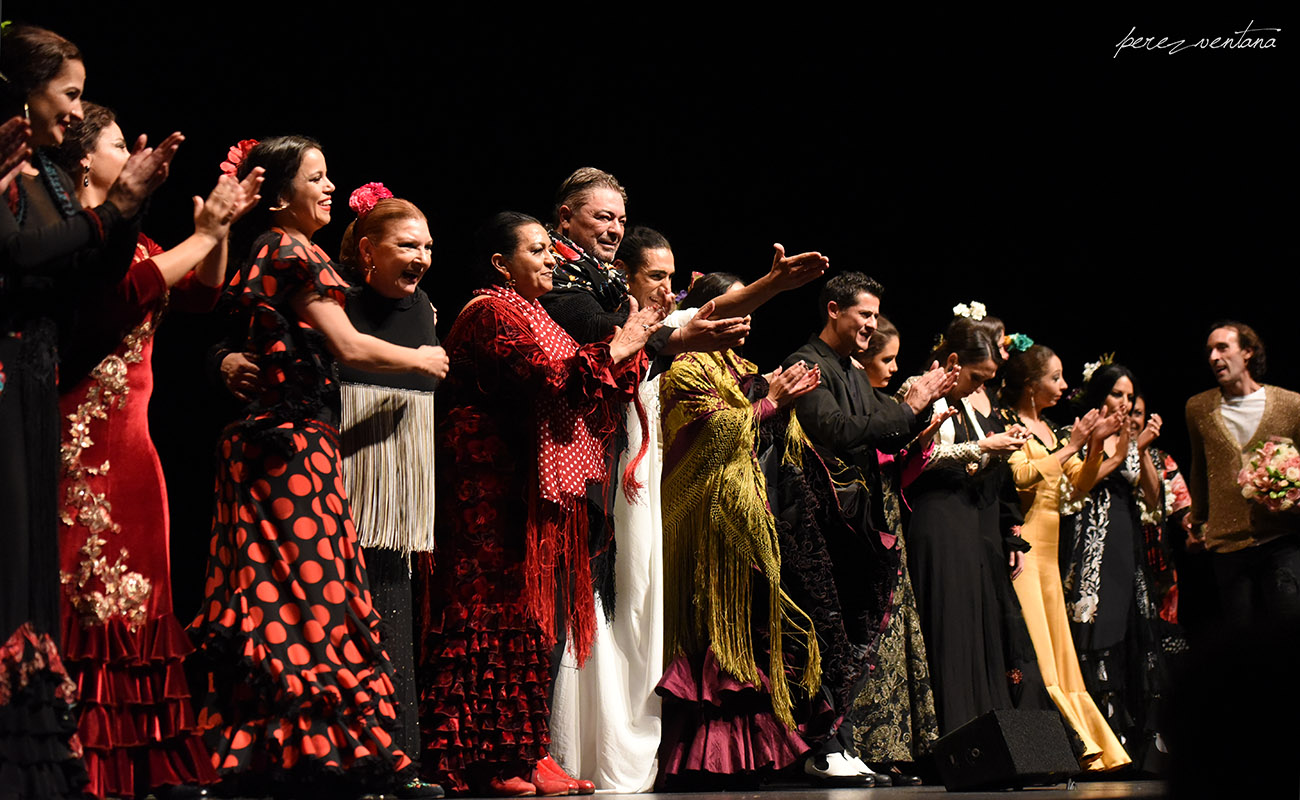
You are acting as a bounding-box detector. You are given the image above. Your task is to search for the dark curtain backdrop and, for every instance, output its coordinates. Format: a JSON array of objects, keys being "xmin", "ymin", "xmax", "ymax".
[{"xmin": 15, "ymin": 5, "xmax": 1295, "ymax": 620}]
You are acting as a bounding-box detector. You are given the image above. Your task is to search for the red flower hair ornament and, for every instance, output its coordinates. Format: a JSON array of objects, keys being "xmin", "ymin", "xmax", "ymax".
[
  {"xmin": 219, "ymin": 139, "xmax": 259, "ymax": 176},
  {"xmin": 349, "ymin": 182, "xmax": 394, "ymax": 217}
]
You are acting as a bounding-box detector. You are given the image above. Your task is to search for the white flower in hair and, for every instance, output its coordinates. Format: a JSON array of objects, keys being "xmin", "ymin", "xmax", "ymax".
[
  {"xmin": 1082, "ymin": 360, "xmax": 1102, "ymax": 383},
  {"xmin": 953, "ymin": 301, "xmax": 987, "ymax": 320}
]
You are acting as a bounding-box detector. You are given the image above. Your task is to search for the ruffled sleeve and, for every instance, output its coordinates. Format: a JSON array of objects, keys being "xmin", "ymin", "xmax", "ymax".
[
  {"xmin": 228, "ymin": 229, "xmax": 350, "ymax": 311},
  {"xmin": 457, "ymin": 297, "xmax": 642, "ymax": 416}
]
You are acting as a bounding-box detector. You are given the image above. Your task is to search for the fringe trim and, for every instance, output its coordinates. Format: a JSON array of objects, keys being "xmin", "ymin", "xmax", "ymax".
[
  {"xmin": 340, "ymin": 383, "xmax": 437, "ymax": 555},
  {"xmin": 662, "ymin": 357, "xmax": 820, "ymax": 729}
]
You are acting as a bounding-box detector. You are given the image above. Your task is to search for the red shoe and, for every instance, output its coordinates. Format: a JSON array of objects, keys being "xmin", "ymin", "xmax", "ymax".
[
  {"xmin": 530, "ymin": 762, "xmax": 576, "ymax": 796},
  {"xmin": 537, "ymin": 756, "xmax": 594, "ymax": 795},
  {"xmin": 485, "ymin": 775, "xmax": 537, "ymax": 797}
]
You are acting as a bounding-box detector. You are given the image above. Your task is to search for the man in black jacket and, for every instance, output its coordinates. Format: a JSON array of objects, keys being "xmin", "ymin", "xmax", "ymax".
[
  {"xmin": 781, "ymin": 272, "xmax": 954, "ymax": 783},
  {"xmin": 784, "ymin": 272, "xmax": 954, "ymax": 534}
]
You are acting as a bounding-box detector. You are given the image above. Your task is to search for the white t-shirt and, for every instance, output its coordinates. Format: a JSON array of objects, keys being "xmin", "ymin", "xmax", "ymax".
[{"xmin": 1221, "ymin": 387, "xmax": 1266, "ymax": 447}]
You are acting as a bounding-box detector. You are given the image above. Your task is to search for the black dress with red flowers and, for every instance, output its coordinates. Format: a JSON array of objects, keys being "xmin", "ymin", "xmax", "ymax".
[
  {"xmin": 414, "ymin": 292, "xmax": 643, "ymax": 794},
  {"xmin": 186, "ymin": 230, "xmax": 414, "ymax": 794}
]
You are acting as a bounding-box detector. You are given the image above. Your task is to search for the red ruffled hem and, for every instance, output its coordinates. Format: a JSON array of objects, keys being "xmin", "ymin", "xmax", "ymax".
[
  {"xmin": 655, "ymin": 650, "xmax": 809, "ymax": 784},
  {"xmin": 0, "ymin": 623, "xmax": 89, "ymax": 799},
  {"xmin": 416, "ymin": 602, "xmax": 551, "ymax": 794},
  {"xmin": 188, "ymin": 588, "xmax": 414, "ymax": 785},
  {"xmin": 61, "ymin": 614, "xmax": 218, "ymax": 797}
]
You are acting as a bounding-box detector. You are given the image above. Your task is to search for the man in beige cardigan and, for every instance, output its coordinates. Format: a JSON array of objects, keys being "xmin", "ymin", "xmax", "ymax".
[{"xmin": 1186, "ymin": 321, "xmax": 1300, "ymax": 630}]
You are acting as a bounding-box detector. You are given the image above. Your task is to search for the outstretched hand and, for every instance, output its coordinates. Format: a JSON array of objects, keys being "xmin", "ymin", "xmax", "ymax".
[
  {"xmin": 678, "ymin": 300, "xmax": 751, "ymax": 353},
  {"xmin": 767, "ymin": 242, "xmax": 829, "ymax": 292}
]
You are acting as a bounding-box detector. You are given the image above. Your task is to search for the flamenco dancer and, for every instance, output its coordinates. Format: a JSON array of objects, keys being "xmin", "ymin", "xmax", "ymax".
[
  {"xmin": 53, "ymin": 102, "xmax": 263, "ymax": 799},
  {"xmin": 414, "ymin": 211, "xmax": 660, "ymax": 796},
  {"xmin": 1, "ymin": 24, "xmax": 181, "ymax": 799},
  {"xmin": 336, "ymin": 182, "xmax": 446, "ymax": 798},
  {"xmin": 186, "ymin": 136, "xmax": 446, "ymax": 800}
]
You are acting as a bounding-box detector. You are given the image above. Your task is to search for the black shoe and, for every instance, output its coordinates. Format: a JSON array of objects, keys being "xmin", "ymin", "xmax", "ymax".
[
  {"xmin": 395, "ymin": 779, "xmax": 446, "ymax": 799},
  {"xmin": 871, "ymin": 763, "xmax": 923, "ymax": 786}
]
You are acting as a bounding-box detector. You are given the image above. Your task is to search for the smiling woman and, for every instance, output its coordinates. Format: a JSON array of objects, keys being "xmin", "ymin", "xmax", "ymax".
[
  {"xmin": 413, "ymin": 211, "xmax": 661, "ymax": 796},
  {"xmin": 190, "ymin": 138, "xmax": 448, "ymax": 800},
  {"xmin": 0, "ymin": 24, "xmax": 182, "ymax": 800},
  {"xmin": 333, "ymin": 185, "xmax": 445, "ymax": 798}
]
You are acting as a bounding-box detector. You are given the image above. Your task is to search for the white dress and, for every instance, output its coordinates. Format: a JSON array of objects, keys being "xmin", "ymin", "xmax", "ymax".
[{"xmin": 549, "ymin": 308, "xmax": 694, "ymax": 792}]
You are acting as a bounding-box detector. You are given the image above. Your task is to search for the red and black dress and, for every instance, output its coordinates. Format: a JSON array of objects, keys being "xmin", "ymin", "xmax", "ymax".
[
  {"xmin": 414, "ymin": 287, "xmax": 645, "ymax": 794},
  {"xmin": 186, "ymin": 229, "xmax": 414, "ymax": 794},
  {"xmin": 57, "ymin": 235, "xmax": 221, "ymax": 798}
]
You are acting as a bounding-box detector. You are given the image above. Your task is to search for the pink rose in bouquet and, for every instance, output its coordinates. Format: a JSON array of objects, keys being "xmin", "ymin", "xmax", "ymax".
[{"xmin": 1238, "ymin": 438, "xmax": 1300, "ymax": 512}]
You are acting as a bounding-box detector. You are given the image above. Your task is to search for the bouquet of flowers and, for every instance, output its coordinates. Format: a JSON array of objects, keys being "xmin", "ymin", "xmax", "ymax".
[{"xmin": 1238, "ymin": 438, "xmax": 1300, "ymax": 512}]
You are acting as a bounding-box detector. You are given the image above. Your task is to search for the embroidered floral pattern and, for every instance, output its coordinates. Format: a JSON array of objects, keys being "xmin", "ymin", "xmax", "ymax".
[
  {"xmin": 1065, "ymin": 490, "xmax": 1109, "ymax": 624},
  {"xmin": 58, "ymin": 314, "xmax": 158, "ymax": 629}
]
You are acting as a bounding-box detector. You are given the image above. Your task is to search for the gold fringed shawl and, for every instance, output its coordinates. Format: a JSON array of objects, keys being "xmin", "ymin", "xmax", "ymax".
[
  {"xmin": 660, "ymin": 349, "xmax": 820, "ymax": 729},
  {"xmin": 340, "ymin": 383, "xmax": 438, "ymax": 555}
]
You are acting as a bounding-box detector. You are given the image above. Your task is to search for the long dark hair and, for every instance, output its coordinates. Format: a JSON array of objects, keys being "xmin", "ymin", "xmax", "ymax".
[
  {"xmin": 235, "ymin": 135, "xmax": 321, "ymax": 235},
  {"xmin": 0, "ymin": 24, "xmax": 82, "ymax": 119},
  {"xmin": 1078, "ymin": 363, "xmax": 1139, "ymax": 412},
  {"xmin": 227, "ymin": 135, "xmax": 322, "ymax": 269}
]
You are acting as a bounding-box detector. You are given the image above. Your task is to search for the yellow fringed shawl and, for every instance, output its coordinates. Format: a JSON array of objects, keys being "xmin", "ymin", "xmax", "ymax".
[{"xmin": 660, "ymin": 350, "xmax": 820, "ymax": 729}]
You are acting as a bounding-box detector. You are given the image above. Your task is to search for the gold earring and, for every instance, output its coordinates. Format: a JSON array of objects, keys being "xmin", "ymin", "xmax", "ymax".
[{"xmin": 268, "ymin": 198, "xmax": 289, "ymax": 212}]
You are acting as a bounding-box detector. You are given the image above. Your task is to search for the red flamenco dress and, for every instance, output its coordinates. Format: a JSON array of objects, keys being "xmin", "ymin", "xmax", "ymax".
[
  {"xmin": 57, "ymin": 235, "xmax": 221, "ymax": 798},
  {"xmin": 186, "ymin": 230, "xmax": 414, "ymax": 794},
  {"xmin": 415, "ymin": 287, "xmax": 645, "ymax": 794}
]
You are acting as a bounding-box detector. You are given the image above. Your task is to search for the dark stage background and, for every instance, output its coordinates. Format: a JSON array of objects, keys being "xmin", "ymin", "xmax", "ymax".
[{"xmin": 15, "ymin": 5, "xmax": 1295, "ymax": 620}]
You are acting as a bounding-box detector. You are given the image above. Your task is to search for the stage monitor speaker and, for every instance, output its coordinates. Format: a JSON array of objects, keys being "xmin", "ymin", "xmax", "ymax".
[{"xmin": 932, "ymin": 708, "xmax": 1079, "ymax": 791}]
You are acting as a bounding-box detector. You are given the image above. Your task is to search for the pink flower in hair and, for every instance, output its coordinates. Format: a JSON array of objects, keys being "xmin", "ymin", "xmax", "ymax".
[
  {"xmin": 349, "ymin": 182, "xmax": 394, "ymax": 217},
  {"xmin": 219, "ymin": 139, "xmax": 259, "ymax": 176}
]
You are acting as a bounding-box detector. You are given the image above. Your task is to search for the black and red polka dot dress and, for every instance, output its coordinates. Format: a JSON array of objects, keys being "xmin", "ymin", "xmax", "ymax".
[{"xmin": 187, "ymin": 229, "xmax": 414, "ymax": 791}]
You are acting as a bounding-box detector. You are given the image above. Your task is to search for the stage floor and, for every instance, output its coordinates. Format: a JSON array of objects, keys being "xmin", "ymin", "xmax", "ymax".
[
  {"xmin": 586, "ymin": 782, "xmax": 1166, "ymax": 800},
  {"xmin": 208, "ymin": 779, "xmax": 1167, "ymax": 799}
]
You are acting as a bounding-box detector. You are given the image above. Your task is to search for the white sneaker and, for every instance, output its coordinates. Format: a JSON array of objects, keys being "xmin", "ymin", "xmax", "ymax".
[{"xmin": 804, "ymin": 751, "xmax": 873, "ymax": 785}]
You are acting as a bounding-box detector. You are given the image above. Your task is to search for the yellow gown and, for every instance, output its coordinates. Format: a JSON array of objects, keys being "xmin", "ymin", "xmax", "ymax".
[{"xmin": 1009, "ymin": 429, "xmax": 1132, "ymax": 770}]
